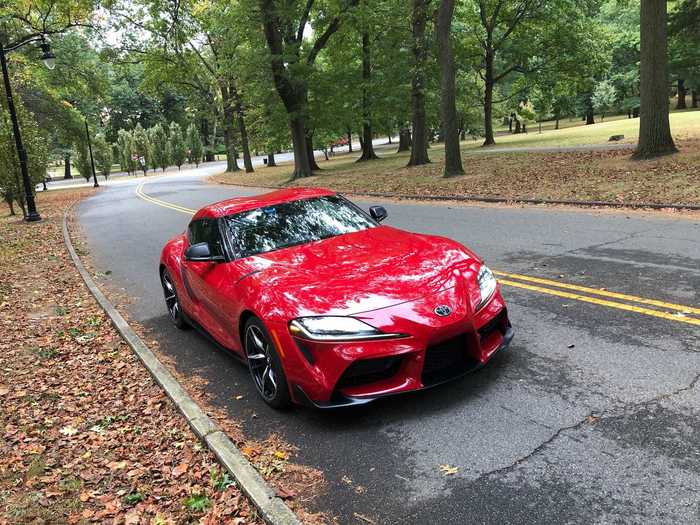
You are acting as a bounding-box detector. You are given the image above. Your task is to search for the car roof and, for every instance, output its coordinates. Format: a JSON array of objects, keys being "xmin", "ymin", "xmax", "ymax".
[{"xmin": 191, "ymin": 187, "xmax": 337, "ymax": 220}]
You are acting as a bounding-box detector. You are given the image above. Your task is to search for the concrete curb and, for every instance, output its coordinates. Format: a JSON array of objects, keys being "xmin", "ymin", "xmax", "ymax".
[
  {"xmin": 214, "ymin": 181, "xmax": 700, "ymax": 211},
  {"xmin": 62, "ymin": 204, "xmax": 301, "ymax": 525}
]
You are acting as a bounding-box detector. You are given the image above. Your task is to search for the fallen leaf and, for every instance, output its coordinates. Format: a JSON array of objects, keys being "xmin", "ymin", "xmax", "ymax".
[
  {"xmin": 59, "ymin": 425, "xmax": 78, "ymax": 437},
  {"xmin": 439, "ymin": 464, "xmax": 459, "ymax": 476},
  {"xmin": 172, "ymin": 462, "xmax": 188, "ymax": 478}
]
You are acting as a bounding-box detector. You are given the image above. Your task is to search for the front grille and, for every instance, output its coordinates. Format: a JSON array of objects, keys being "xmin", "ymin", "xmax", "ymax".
[
  {"xmin": 422, "ymin": 334, "xmax": 478, "ymax": 385},
  {"xmin": 337, "ymin": 356, "xmax": 402, "ymax": 389}
]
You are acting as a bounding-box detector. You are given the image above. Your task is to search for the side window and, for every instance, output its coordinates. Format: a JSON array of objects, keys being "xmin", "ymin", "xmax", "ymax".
[{"xmin": 188, "ymin": 219, "xmax": 223, "ymax": 256}]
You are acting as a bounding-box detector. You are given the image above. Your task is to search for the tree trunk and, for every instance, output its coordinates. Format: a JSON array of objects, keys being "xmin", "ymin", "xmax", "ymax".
[
  {"xmin": 436, "ymin": 0, "xmax": 463, "ymax": 177},
  {"xmin": 306, "ymin": 131, "xmax": 321, "ymax": 170},
  {"xmin": 408, "ymin": 0, "xmax": 431, "ymax": 166},
  {"xmin": 357, "ymin": 31, "xmax": 378, "ymax": 162},
  {"xmin": 482, "ymin": 52, "xmax": 496, "ymax": 146},
  {"xmin": 347, "ymin": 129, "xmax": 353, "ymax": 152},
  {"xmin": 634, "ymin": 0, "xmax": 677, "ymax": 159},
  {"xmin": 266, "ymin": 152, "xmax": 276, "ymax": 167},
  {"xmin": 237, "ymin": 112, "xmax": 254, "ymax": 173},
  {"xmin": 676, "ymin": 79, "xmax": 687, "ymax": 109},
  {"xmin": 232, "ymin": 86, "xmax": 254, "ymax": 173},
  {"xmin": 6, "ymin": 198, "xmax": 15, "ymax": 215},
  {"xmin": 514, "ymin": 119, "xmax": 521, "ymax": 133},
  {"xmin": 64, "ymin": 154, "xmax": 72, "ymax": 179},
  {"xmin": 397, "ymin": 128, "xmax": 411, "ymax": 152},
  {"xmin": 221, "ymin": 90, "xmax": 241, "ymax": 172},
  {"xmin": 584, "ymin": 97, "xmax": 595, "ymax": 126},
  {"xmin": 692, "ymin": 89, "xmax": 699, "ymax": 108},
  {"xmin": 290, "ymin": 116, "xmax": 313, "ymax": 178},
  {"xmin": 555, "ymin": 117, "xmax": 560, "ymax": 130}
]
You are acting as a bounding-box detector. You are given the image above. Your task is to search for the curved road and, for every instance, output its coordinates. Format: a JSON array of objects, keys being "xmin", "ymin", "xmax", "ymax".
[{"xmin": 76, "ymin": 167, "xmax": 700, "ymax": 524}]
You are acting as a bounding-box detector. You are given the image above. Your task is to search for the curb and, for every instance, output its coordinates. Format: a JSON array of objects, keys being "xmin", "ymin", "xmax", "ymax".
[
  {"xmin": 62, "ymin": 204, "xmax": 301, "ymax": 525},
  {"xmin": 213, "ymin": 181, "xmax": 700, "ymax": 211}
]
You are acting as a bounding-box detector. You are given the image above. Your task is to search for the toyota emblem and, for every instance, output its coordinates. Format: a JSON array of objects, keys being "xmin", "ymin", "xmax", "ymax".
[{"xmin": 434, "ymin": 305, "xmax": 452, "ymax": 317}]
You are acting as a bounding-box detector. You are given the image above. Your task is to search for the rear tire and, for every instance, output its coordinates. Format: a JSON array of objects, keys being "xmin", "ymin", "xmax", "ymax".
[
  {"xmin": 244, "ymin": 317, "xmax": 291, "ymax": 409},
  {"xmin": 161, "ymin": 269, "xmax": 187, "ymax": 329}
]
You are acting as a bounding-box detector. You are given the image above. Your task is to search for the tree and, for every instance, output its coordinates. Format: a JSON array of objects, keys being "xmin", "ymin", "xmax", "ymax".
[
  {"xmin": 117, "ymin": 129, "xmax": 137, "ymax": 175},
  {"xmin": 132, "ymin": 123, "xmax": 151, "ymax": 175},
  {"xmin": 407, "ymin": 0, "xmax": 431, "ymax": 166},
  {"xmin": 93, "ymin": 134, "xmax": 113, "ymax": 180},
  {"xmin": 169, "ymin": 122, "xmax": 187, "ymax": 170},
  {"xmin": 0, "ymin": 101, "xmax": 48, "ymax": 216},
  {"xmin": 187, "ymin": 123, "xmax": 203, "ymax": 167},
  {"xmin": 257, "ymin": 0, "xmax": 360, "ymax": 178},
  {"xmin": 633, "ymin": 0, "xmax": 677, "ymax": 159},
  {"xmin": 592, "ymin": 80, "xmax": 617, "ymax": 120},
  {"xmin": 356, "ymin": 29, "xmax": 379, "ymax": 161},
  {"xmin": 436, "ymin": 0, "xmax": 463, "ymax": 176},
  {"xmin": 149, "ymin": 123, "xmax": 170, "ymax": 171},
  {"xmin": 73, "ymin": 140, "xmax": 93, "ymax": 182}
]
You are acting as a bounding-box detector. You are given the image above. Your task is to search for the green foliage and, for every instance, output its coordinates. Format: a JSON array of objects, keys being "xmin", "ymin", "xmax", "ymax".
[
  {"xmin": 592, "ymin": 80, "xmax": 618, "ymax": 117},
  {"xmin": 93, "ymin": 134, "xmax": 113, "ymax": 179},
  {"xmin": 73, "ymin": 140, "xmax": 93, "ymax": 182},
  {"xmin": 149, "ymin": 123, "xmax": 170, "ymax": 171},
  {"xmin": 117, "ymin": 129, "xmax": 138, "ymax": 174},
  {"xmin": 132, "ymin": 123, "xmax": 151, "ymax": 175},
  {"xmin": 183, "ymin": 493, "xmax": 211, "ymax": 512},
  {"xmin": 0, "ymin": 100, "xmax": 48, "ymax": 215},
  {"xmin": 169, "ymin": 122, "xmax": 187, "ymax": 169},
  {"xmin": 186, "ymin": 123, "xmax": 203, "ymax": 167}
]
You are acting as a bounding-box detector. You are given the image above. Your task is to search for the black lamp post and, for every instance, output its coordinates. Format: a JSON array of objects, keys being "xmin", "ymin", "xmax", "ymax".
[
  {"xmin": 84, "ymin": 119, "xmax": 99, "ymax": 188},
  {"xmin": 0, "ymin": 35, "xmax": 56, "ymax": 222}
]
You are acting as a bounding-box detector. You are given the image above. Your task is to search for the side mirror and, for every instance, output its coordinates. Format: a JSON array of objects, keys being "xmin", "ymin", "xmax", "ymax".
[
  {"xmin": 185, "ymin": 242, "xmax": 224, "ymax": 262},
  {"xmin": 369, "ymin": 206, "xmax": 388, "ymax": 222}
]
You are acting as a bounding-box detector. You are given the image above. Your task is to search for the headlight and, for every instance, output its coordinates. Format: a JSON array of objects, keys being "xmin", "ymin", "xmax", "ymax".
[
  {"xmin": 477, "ymin": 265, "xmax": 497, "ymax": 309},
  {"xmin": 289, "ymin": 316, "xmax": 405, "ymax": 341}
]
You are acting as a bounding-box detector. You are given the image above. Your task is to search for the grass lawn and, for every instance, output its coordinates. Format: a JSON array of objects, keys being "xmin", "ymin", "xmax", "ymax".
[
  {"xmin": 212, "ymin": 112, "xmax": 700, "ymax": 207},
  {"xmin": 472, "ymin": 108, "xmax": 700, "ymax": 150}
]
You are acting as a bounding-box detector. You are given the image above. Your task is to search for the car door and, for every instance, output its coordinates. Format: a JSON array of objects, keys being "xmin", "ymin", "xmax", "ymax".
[{"xmin": 181, "ymin": 218, "xmax": 236, "ymax": 346}]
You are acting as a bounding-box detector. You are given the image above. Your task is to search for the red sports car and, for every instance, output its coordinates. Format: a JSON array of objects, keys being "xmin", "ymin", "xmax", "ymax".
[{"xmin": 159, "ymin": 188, "xmax": 513, "ymax": 408}]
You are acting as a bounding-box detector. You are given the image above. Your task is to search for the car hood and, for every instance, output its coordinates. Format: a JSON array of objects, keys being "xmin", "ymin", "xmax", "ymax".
[{"xmin": 234, "ymin": 225, "xmax": 480, "ymax": 317}]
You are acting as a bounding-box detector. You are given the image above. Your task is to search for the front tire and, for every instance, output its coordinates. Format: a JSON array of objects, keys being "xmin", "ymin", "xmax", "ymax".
[
  {"xmin": 244, "ymin": 317, "xmax": 290, "ymax": 409},
  {"xmin": 161, "ymin": 269, "xmax": 187, "ymax": 329}
]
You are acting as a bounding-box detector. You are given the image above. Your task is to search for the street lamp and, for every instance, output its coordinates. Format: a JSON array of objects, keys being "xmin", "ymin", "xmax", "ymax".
[{"xmin": 0, "ymin": 35, "xmax": 56, "ymax": 222}]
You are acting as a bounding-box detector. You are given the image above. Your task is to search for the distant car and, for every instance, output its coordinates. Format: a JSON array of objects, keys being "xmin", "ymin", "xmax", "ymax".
[{"xmin": 159, "ymin": 188, "xmax": 513, "ymax": 408}]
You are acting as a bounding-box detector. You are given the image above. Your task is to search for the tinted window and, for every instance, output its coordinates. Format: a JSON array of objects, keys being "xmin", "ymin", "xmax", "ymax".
[
  {"xmin": 188, "ymin": 219, "xmax": 223, "ymax": 256},
  {"xmin": 223, "ymin": 195, "xmax": 376, "ymax": 258}
]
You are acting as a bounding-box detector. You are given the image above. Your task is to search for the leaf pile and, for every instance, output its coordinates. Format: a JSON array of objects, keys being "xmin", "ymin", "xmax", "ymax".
[
  {"xmin": 0, "ymin": 190, "xmax": 263, "ymax": 524},
  {"xmin": 213, "ymin": 139, "xmax": 700, "ymax": 208}
]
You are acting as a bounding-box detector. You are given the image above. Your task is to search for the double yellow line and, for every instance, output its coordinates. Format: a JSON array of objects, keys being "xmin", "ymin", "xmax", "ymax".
[
  {"xmin": 135, "ymin": 182, "xmax": 700, "ymax": 327},
  {"xmin": 495, "ymin": 271, "xmax": 700, "ymax": 327},
  {"xmin": 136, "ymin": 182, "xmax": 196, "ymax": 215}
]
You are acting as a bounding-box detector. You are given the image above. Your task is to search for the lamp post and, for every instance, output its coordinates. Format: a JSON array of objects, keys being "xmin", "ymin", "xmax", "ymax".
[
  {"xmin": 84, "ymin": 119, "xmax": 99, "ymax": 188},
  {"xmin": 0, "ymin": 35, "xmax": 56, "ymax": 222}
]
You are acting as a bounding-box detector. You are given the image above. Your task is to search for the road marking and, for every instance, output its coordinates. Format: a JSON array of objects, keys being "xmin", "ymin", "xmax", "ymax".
[
  {"xmin": 494, "ymin": 271, "xmax": 700, "ymax": 315},
  {"xmin": 135, "ymin": 182, "xmax": 699, "ymax": 327},
  {"xmin": 499, "ymin": 279, "xmax": 700, "ymax": 327},
  {"xmin": 136, "ymin": 183, "xmax": 195, "ymax": 215}
]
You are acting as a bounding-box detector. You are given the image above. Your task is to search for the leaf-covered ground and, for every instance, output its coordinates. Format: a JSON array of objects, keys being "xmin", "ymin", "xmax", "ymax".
[
  {"xmin": 0, "ymin": 190, "xmax": 325, "ymax": 524},
  {"xmin": 213, "ymin": 139, "xmax": 700, "ymax": 207}
]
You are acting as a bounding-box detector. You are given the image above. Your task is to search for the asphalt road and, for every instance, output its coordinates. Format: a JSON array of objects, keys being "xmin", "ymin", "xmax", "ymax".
[{"xmin": 76, "ymin": 167, "xmax": 700, "ymax": 524}]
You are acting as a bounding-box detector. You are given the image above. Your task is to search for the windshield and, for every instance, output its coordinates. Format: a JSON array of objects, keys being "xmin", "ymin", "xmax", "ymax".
[{"xmin": 222, "ymin": 195, "xmax": 376, "ymax": 258}]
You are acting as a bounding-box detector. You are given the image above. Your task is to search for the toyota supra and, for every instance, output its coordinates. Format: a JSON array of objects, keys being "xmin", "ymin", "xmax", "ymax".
[{"xmin": 159, "ymin": 188, "xmax": 513, "ymax": 408}]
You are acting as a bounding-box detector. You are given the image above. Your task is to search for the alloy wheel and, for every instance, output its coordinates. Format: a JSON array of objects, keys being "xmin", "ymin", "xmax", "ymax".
[{"xmin": 245, "ymin": 324, "xmax": 278, "ymax": 401}]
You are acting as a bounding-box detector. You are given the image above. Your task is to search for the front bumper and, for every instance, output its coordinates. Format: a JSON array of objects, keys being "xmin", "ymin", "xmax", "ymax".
[
  {"xmin": 293, "ymin": 326, "xmax": 514, "ymax": 409},
  {"xmin": 278, "ymin": 283, "xmax": 514, "ymax": 408}
]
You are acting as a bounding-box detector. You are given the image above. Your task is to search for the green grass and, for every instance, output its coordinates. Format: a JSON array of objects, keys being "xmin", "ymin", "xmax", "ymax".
[{"xmin": 473, "ymin": 108, "xmax": 700, "ymax": 150}]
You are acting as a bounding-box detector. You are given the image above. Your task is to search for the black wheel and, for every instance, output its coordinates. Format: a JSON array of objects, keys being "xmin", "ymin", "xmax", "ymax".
[
  {"xmin": 244, "ymin": 317, "xmax": 290, "ymax": 408},
  {"xmin": 161, "ymin": 269, "xmax": 187, "ymax": 329}
]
